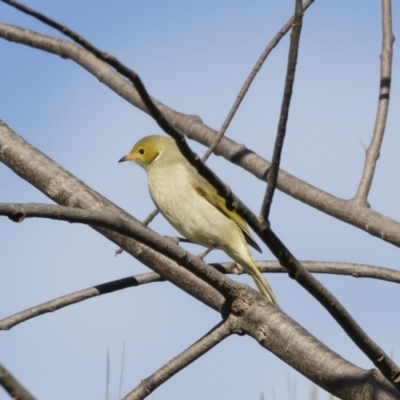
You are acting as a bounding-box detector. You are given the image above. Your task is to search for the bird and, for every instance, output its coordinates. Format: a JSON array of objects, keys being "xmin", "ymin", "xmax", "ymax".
[{"xmin": 119, "ymin": 135, "xmax": 278, "ymax": 304}]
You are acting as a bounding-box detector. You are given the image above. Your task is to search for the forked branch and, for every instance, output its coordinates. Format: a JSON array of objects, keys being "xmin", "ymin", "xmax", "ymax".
[
  {"xmin": 354, "ymin": 0, "xmax": 394, "ymax": 204},
  {"xmin": 123, "ymin": 319, "xmax": 232, "ymax": 400}
]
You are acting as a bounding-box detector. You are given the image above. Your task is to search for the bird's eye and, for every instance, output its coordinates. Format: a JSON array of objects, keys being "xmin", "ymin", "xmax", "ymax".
[{"xmin": 138, "ymin": 148, "xmax": 145, "ymax": 155}]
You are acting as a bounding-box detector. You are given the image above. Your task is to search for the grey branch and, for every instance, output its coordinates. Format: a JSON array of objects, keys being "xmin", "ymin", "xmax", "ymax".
[
  {"xmin": 1, "ymin": 261, "xmax": 399, "ymax": 331},
  {"xmin": 0, "ymin": 20, "xmax": 393, "ymax": 386},
  {"xmin": 0, "ymin": 202, "xmax": 254, "ymax": 301},
  {"xmin": 0, "ymin": 273, "xmax": 161, "ymax": 330},
  {"xmin": 123, "ymin": 319, "xmax": 232, "ymax": 400},
  {"xmin": 261, "ymin": 0, "xmax": 304, "ymax": 221},
  {"xmin": 202, "ymin": 0, "xmax": 315, "ymax": 163},
  {"xmin": 0, "ymin": 122, "xmax": 398, "ymax": 398},
  {"xmin": 1, "ymin": 22, "xmax": 400, "ymax": 248},
  {"xmin": 0, "ymin": 362, "xmax": 36, "ymax": 400},
  {"xmin": 0, "ymin": 120, "xmax": 225, "ymax": 312},
  {"xmin": 354, "ymin": 0, "xmax": 394, "ymax": 204},
  {"xmin": 0, "ymin": 16, "xmax": 384, "ymax": 363}
]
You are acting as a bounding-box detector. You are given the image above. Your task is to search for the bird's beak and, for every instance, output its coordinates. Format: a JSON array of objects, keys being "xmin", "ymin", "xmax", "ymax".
[{"xmin": 118, "ymin": 153, "xmax": 134, "ymax": 163}]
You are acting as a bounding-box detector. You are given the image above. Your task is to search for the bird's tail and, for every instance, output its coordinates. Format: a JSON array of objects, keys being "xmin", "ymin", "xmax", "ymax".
[{"xmin": 246, "ymin": 259, "xmax": 279, "ymax": 306}]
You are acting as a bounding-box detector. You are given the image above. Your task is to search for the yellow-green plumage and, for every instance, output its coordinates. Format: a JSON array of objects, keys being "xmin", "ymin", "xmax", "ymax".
[{"xmin": 119, "ymin": 135, "xmax": 278, "ymax": 305}]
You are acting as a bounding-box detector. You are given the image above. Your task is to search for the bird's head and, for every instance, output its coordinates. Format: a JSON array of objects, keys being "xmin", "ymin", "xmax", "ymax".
[{"xmin": 118, "ymin": 135, "xmax": 173, "ymax": 169}]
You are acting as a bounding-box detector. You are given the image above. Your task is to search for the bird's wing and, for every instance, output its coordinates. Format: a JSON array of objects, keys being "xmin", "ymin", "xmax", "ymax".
[{"xmin": 194, "ymin": 182, "xmax": 262, "ymax": 253}]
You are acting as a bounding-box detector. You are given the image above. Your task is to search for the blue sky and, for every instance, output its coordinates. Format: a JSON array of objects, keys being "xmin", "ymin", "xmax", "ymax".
[{"xmin": 1, "ymin": 1, "xmax": 399, "ymax": 399}]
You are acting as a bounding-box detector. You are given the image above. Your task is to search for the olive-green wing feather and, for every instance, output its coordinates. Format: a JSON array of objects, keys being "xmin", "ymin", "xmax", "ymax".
[{"xmin": 195, "ymin": 184, "xmax": 262, "ymax": 253}]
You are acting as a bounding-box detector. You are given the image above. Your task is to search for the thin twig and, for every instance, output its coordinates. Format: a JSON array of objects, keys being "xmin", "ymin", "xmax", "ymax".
[
  {"xmin": 201, "ymin": 0, "xmax": 315, "ymax": 163},
  {"xmin": 354, "ymin": 0, "xmax": 394, "ymax": 205},
  {"xmin": 0, "ymin": 122, "xmax": 226, "ymax": 311},
  {"xmin": 2, "ymin": 5, "xmax": 400, "ymax": 389},
  {"xmin": 142, "ymin": 208, "xmax": 159, "ymax": 225},
  {"xmin": 106, "ymin": 348, "xmax": 110, "ymax": 400},
  {"xmin": 123, "ymin": 318, "xmax": 232, "ymax": 400},
  {"xmin": 0, "ymin": 272, "xmax": 162, "ymax": 330},
  {"xmin": 0, "ymin": 0, "xmax": 272, "ymax": 234},
  {"xmin": 256, "ymin": 260, "xmax": 400, "ymax": 283},
  {"xmin": 260, "ymin": 0, "xmax": 303, "ymax": 221},
  {"xmin": 2, "ymin": 23, "xmax": 400, "ymax": 249},
  {"xmin": 0, "ymin": 363, "xmax": 36, "ymax": 400},
  {"xmin": 2, "ymin": 260, "xmax": 400, "ymax": 331},
  {"xmin": 0, "ymin": 202, "xmax": 257, "ymax": 301},
  {"xmin": 116, "ymin": 208, "xmax": 159, "ymax": 255},
  {"xmin": 118, "ymin": 341, "xmax": 126, "ymax": 400}
]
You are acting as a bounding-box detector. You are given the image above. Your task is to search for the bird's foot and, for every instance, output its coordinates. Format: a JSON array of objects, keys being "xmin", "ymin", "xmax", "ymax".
[
  {"xmin": 229, "ymin": 263, "xmax": 243, "ymax": 275},
  {"xmin": 197, "ymin": 245, "xmax": 217, "ymax": 260}
]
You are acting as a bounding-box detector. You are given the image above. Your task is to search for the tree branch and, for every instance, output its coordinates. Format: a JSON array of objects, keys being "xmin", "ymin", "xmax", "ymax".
[
  {"xmin": 1, "ymin": 0, "xmax": 251, "ymax": 222},
  {"xmin": 123, "ymin": 319, "xmax": 232, "ymax": 400},
  {"xmin": 237, "ymin": 296, "xmax": 400, "ymax": 400},
  {"xmin": 354, "ymin": 0, "xmax": 394, "ymax": 205},
  {"xmin": 257, "ymin": 260, "xmax": 400, "ymax": 283},
  {"xmin": 1, "ymin": 7, "xmax": 400, "ymax": 392},
  {"xmin": 0, "ymin": 16, "xmax": 389, "ymax": 377},
  {"xmin": 0, "ymin": 273, "xmax": 162, "ymax": 331},
  {"xmin": 201, "ymin": 0, "xmax": 315, "ymax": 163},
  {"xmin": 1, "ymin": 121, "xmax": 398, "ymax": 396},
  {"xmin": 1, "ymin": 22, "xmax": 400, "ymax": 250},
  {"xmin": 261, "ymin": 0, "xmax": 303, "ymax": 221},
  {"xmin": 0, "ymin": 121, "xmax": 225, "ymax": 312},
  {"xmin": 2, "ymin": 260, "xmax": 399, "ymax": 331},
  {"xmin": 1, "ymin": 202, "xmax": 256, "ymax": 302},
  {"xmin": 4, "ymin": 202, "xmax": 400, "ymax": 391},
  {"xmin": 0, "ymin": 363, "xmax": 36, "ymax": 400}
]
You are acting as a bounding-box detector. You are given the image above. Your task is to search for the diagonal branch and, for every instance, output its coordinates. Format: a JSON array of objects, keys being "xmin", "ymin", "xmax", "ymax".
[
  {"xmin": 1, "ymin": 22, "xmax": 400, "ymax": 250},
  {"xmin": 0, "ymin": 363, "xmax": 36, "ymax": 400},
  {"xmin": 202, "ymin": 0, "xmax": 315, "ymax": 163},
  {"xmin": 261, "ymin": 227, "xmax": 400, "ymax": 390},
  {"xmin": 1, "ymin": 0, "xmax": 242, "ymax": 213},
  {"xmin": 0, "ymin": 273, "xmax": 162, "ymax": 331},
  {"xmin": 2, "ymin": 260, "xmax": 400, "ymax": 331},
  {"xmin": 123, "ymin": 319, "xmax": 232, "ymax": 400},
  {"xmin": 261, "ymin": 0, "xmax": 304, "ymax": 221},
  {"xmin": 2, "ymin": 122, "xmax": 399, "ymax": 396},
  {"xmin": 1, "ymin": 17, "xmax": 400, "ymax": 385},
  {"xmin": 0, "ymin": 121, "xmax": 225, "ymax": 312},
  {"xmin": 0, "ymin": 202, "xmax": 254, "ymax": 301},
  {"xmin": 3, "ymin": 203, "xmax": 400, "ymax": 389},
  {"xmin": 1, "ymin": 6, "xmax": 400, "ymax": 390},
  {"xmin": 354, "ymin": 0, "xmax": 394, "ymax": 205}
]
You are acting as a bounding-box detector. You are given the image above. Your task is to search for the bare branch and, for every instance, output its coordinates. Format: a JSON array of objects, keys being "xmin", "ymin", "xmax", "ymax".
[
  {"xmin": 256, "ymin": 260, "xmax": 400, "ymax": 283},
  {"xmin": 1, "ymin": 9, "xmax": 400, "ymax": 390},
  {"xmin": 0, "ymin": 121, "xmax": 225, "ymax": 312},
  {"xmin": 1, "ymin": 22, "xmax": 400, "ymax": 250},
  {"xmin": 260, "ymin": 228, "xmax": 400, "ymax": 390},
  {"xmin": 123, "ymin": 319, "xmax": 232, "ymax": 399},
  {"xmin": 0, "ymin": 19, "xmax": 383, "ymax": 371},
  {"xmin": 2, "ymin": 260, "xmax": 399, "ymax": 331},
  {"xmin": 201, "ymin": 0, "xmax": 315, "ymax": 163},
  {"xmin": 0, "ymin": 202, "xmax": 253, "ymax": 301},
  {"xmin": 0, "ymin": 273, "xmax": 161, "ymax": 331},
  {"xmin": 2, "ymin": 24, "xmax": 396, "ymax": 375},
  {"xmin": 0, "ymin": 363, "xmax": 36, "ymax": 400},
  {"xmin": 0, "ymin": 1, "xmax": 251, "ymax": 223},
  {"xmin": 261, "ymin": 0, "xmax": 304, "ymax": 221},
  {"xmin": 2, "ymin": 114, "xmax": 400, "ymax": 388},
  {"xmin": 142, "ymin": 209, "xmax": 159, "ymax": 226},
  {"xmin": 354, "ymin": 0, "xmax": 394, "ymax": 205},
  {"xmin": 238, "ymin": 296, "xmax": 400, "ymax": 400}
]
